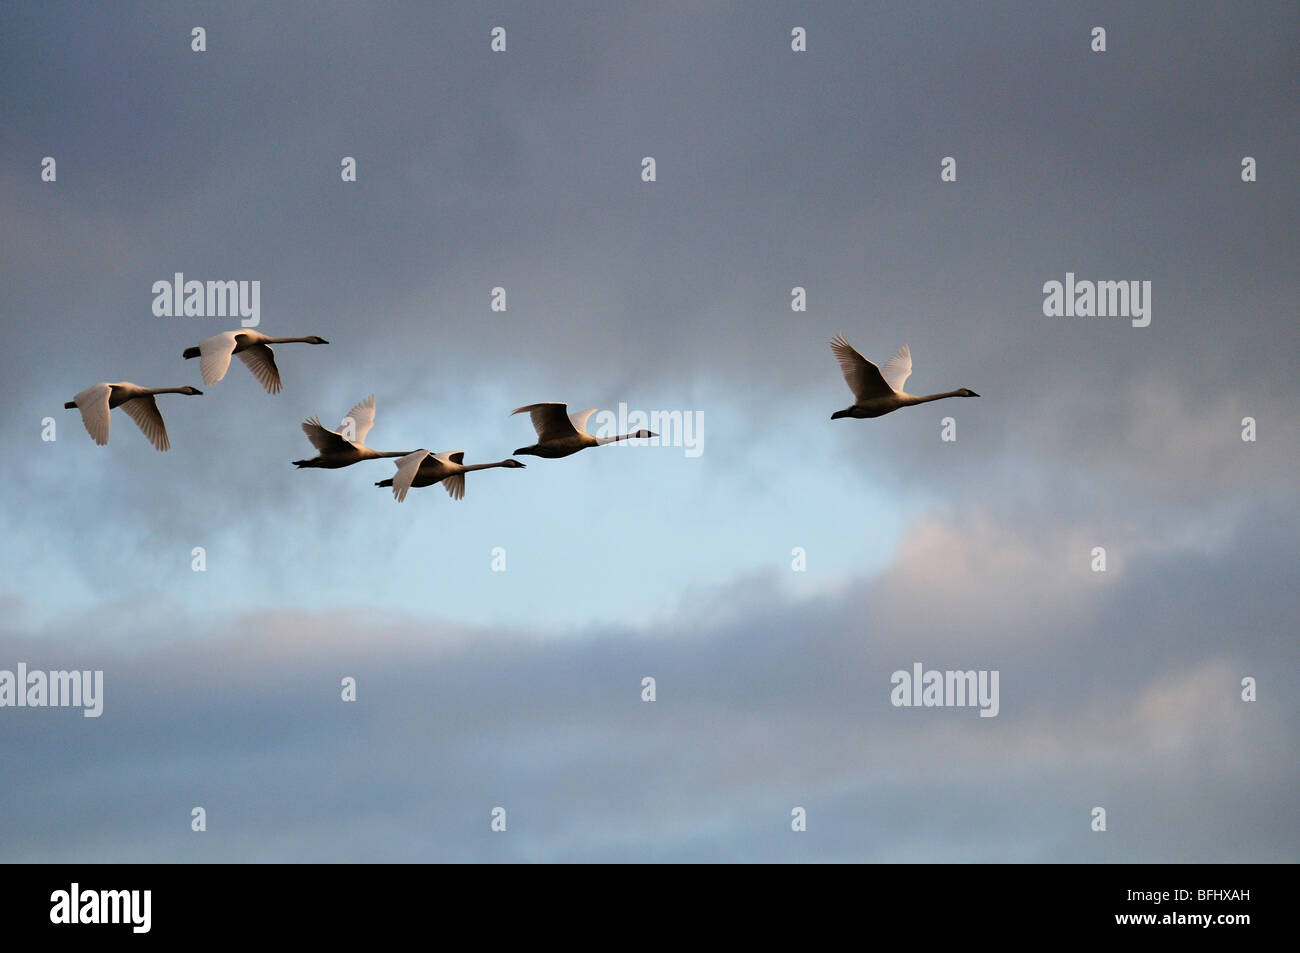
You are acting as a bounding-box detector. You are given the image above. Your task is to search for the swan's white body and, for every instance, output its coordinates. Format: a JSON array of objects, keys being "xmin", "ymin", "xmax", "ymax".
[
  {"xmin": 829, "ymin": 334, "xmax": 978, "ymax": 419},
  {"xmin": 65, "ymin": 382, "xmax": 203, "ymax": 451},
  {"xmin": 511, "ymin": 402, "xmax": 656, "ymax": 458}
]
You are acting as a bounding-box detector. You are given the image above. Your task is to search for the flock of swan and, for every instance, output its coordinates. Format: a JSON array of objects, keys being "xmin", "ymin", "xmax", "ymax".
[{"xmin": 65, "ymin": 329, "xmax": 979, "ymax": 500}]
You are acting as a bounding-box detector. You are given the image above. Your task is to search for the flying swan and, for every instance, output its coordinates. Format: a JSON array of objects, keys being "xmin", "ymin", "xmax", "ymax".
[
  {"xmin": 829, "ymin": 334, "xmax": 978, "ymax": 419},
  {"xmin": 64, "ymin": 382, "xmax": 203, "ymax": 451},
  {"xmin": 292, "ymin": 394, "xmax": 415, "ymax": 468},
  {"xmin": 181, "ymin": 330, "xmax": 329, "ymax": 394},
  {"xmin": 511, "ymin": 402, "xmax": 656, "ymax": 458},
  {"xmin": 376, "ymin": 450, "xmax": 526, "ymax": 502}
]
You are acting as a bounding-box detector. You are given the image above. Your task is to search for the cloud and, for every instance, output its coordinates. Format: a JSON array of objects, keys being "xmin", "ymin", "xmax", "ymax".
[{"xmin": 1, "ymin": 495, "xmax": 1293, "ymax": 862}]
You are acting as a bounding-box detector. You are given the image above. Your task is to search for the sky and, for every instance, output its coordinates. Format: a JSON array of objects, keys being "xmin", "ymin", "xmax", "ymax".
[{"xmin": 0, "ymin": 1, "xmax": 1296, "ymax": 862}]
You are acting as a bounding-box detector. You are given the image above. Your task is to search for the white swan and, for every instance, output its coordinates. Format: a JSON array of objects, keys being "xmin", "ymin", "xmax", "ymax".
[
  {"xmin": 829, "ymin": 334, "xmax": 978, "ymax": 419},
  {"xmin": 376, "ymin": 450, "xmax": 526, "ymax": 502},
  {"xmin": 181, "ymin": 330, "xmax": 329, "ymax": 393},
  {"xmin": 511, "ymin": 402, "xmax": 656, "ymax": 458},
  {"xmin": 293, "ymin": 395, "xmax": 416, "ymax": 468},
  {"xmin": 63, "ymin": 382, "xmax": 203, "ymax": 451}
]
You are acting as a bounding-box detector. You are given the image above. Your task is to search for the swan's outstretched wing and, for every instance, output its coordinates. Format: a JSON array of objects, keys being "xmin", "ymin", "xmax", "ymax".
[
  {"xmin": 442, "ymin": 473, "xmax": 466, "ymax": 500},
  {"xmin": 73, "ymin": 383, "xmax": 112, "ymax": 446},
  {"xmin": 432, "ymin": 451, "xmax": 465, "ymax": 465},
  {"xmin": 512, "ymin": 402, "xmax": 578, "ymax": 441},
  {"xmin": 568, "ymin": 408, "xmax": 598, "ymax": 436},
  {"xmin": 119, "ymin": 395, "xmax": 170, "ymax": 451},
  {"xmin": 879, "ymin": 344, "xmax": 912, "ymax": 393},
  {"xmin": 198, "ymin": 331, "xmax": 240, "ymax": 385},
  {"xmin": 830, "ymin": 334, "xmax": 893, "ymax": 401},
  {"xmin": 391, "ymin": 450, "xmax": 431, "ymax": 503},
  {"xmin": 301, "ymin": 416, "xmax": 350, "ymax": 453},
  {"xmin": 340, "ymin": 394, "xmax": 375, "ymax": 444},
  {"xmin": 236, "ymin": 344, "xmax": 282, "ymax": 394}
]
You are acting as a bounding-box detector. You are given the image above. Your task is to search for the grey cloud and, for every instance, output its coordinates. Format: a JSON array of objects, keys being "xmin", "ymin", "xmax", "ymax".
[{"xmin": 1, "ymin": 497, "xmax": 1293, "ymax": 862}]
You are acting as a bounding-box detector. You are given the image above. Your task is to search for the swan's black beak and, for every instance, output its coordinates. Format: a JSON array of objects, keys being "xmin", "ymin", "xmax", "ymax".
[
  {"xmin": 969, "ymin": 390, "xmax": 980, "ymax": 397},
  {"xmin": 193, "ymin": 388, "xmax": 204, "ymax": 395}
]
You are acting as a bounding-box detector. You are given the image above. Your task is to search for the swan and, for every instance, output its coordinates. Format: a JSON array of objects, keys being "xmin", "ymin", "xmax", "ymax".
[
  {"xmin": 181, "ymin": 330, "xmax": 329, "ymax": 393},
  {"xmin": 511, "ymin": 402, "xmax": 656, "ymax": 458},
  {"xmin": 292, "ymin": 395, "xmax": 416, "ymax": 468},
  {"xmin": 376, "ymin": 450, "xmax": 526, "ymax": 502},
  {"xmin": 63, "ymin": 382, "xmax": 203, "ymax": 451},
  {"xmin": 829, "ymin": 334, "xmax": 978, "ymax": 419}
]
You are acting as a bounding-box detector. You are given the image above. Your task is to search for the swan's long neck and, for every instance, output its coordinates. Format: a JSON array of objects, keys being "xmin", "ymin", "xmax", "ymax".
[
  {"xmin": 144, "ymin": 387, "xmax": 196, "ymax": 396},
  {"xmin": 461, "ymin": 460, "xmax": 514, "ymax": 472},
  {"xmin": 595, "ymin": 432, "xmax": 638, "ymax": 445},
  {"xmin": 902, "ymin": 390, "xmax": 966, "ymax": 406},
  {"xmin": 364, "ymin": 449, "xmax": 417, "ymax": 459},
  {"xmin": 262, "ymin": 336, "xmax": 318, "ymax": 344}
]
